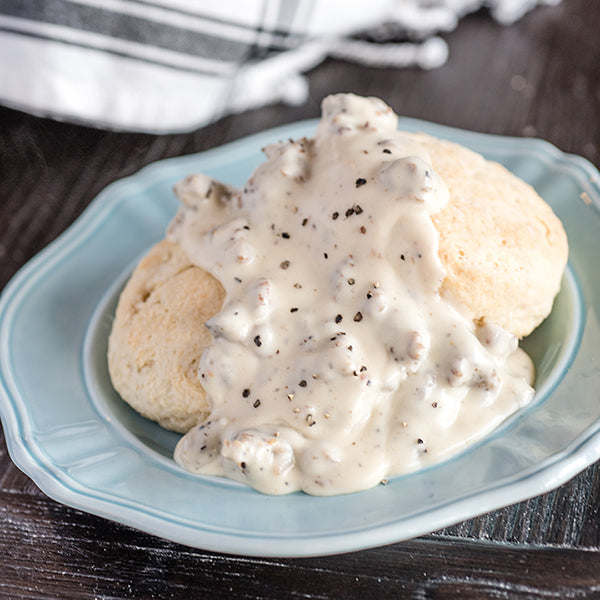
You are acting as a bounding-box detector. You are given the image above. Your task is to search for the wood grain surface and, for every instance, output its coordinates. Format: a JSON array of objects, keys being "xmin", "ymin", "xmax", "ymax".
[{"xmin": 1, "ymin": 1, "xmax": 599, "ymax": 598}]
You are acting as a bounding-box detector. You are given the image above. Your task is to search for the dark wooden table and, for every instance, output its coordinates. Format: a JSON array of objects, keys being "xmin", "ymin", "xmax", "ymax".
[{"xmin": 2, "ymin": 1, "xmax": 599, "ymax": 597}]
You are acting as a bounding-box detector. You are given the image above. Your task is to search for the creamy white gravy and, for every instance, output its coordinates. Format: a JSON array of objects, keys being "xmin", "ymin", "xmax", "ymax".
[{"xmin": 168, "ymin": 93, "xmax": 534, "ymax": 495}]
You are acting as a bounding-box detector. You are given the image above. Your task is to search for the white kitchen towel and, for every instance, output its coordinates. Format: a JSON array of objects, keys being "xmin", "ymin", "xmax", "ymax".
[{"xmin": 0, "ymin": 0, "xmax": 559, "ymax": 133}]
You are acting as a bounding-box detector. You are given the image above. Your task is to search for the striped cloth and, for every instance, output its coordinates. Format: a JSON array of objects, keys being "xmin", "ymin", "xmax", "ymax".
[{"xmin": 0, "ymin": 0, "xmax": 560, "ymax": 133}]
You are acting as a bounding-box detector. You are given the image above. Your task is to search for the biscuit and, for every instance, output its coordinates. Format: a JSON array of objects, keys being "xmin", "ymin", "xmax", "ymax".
[
  {"xmin": 414, "ymin": 133, "xmax": 568, "ymax": 337},
  {"xmin": 107, "ymin": 239, "xmax": 225, "ymax": 433},
  {"xmin": 108, "ymin": 135, "xmax": 567, "ymax": 432}
]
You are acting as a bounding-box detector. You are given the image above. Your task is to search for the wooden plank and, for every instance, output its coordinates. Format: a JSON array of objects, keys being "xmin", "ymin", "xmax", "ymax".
[
  {"xmin": 0, "ymin": 489, "xmax": 599, "ymax": 599},
  {"xmin": 439, "ymin": 463, "xmax": 600, "ymax": 547}
]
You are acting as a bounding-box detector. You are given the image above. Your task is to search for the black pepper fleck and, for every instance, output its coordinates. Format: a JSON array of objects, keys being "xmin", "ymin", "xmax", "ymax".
[
  {"xmin": 299, "ymin": 379, "xmax": 307, "ymax": 387},
  {"xmin": 241, "ymin": 461, "xmax": 247, "ymax": 469},
  {"xmin": 347, "ymin": 278, "xmax": 355, "ymax": 285},
  {"xmin": 354, "ymin": 204, "xmax": 363, "ymax": 215},
  {"xmin": 335, "ymin": 314, "xmax": 343, "ymax": 323},
  {"xmin": 253, "ymin": 335, "xmax": 262, "ymax": 347},
  {"xmin": 400, "ymin": 254, "xmax": 405, "ymax": 261},
  {"xmin": 302, "ymin": 217, "xmax": 308, "ymax": 226},
  {"xmin": 332, "ymin": 211, "xmax": 339, "ymax": 220},
  {"xmin": 253, "ymin": 399, "xmax": 261, "ymax": 408},
  {"xmin": 290, "ymin": 307, "xmax": 299, "ymax": 313},
  {"xmin": 345, "ymin": 207, "xmax": 355, "ymax": 217},
  {"xmin": 280, "ymin": 260, "xmax": 290, "ymax": 269},
  {"xmin": 324, "ymin": 252, "xmax": 328, "ymax": 259},
  {"xmin": 355, "ymin": 178, "xmax": 367, "ymax": 187},
  {"xmin": 353, "ymin": 311, "xmax": 363, "ymax": 322},
  {"xmin": 281, "ymin": 232, "xmax": 290, "ymax": 239},
  {"xmin": 242, "ymin": 388, "xmax": 250, "ymax": 398},
  {"xmin": 360, "ymin": 226, "xmax": 367, "ymax": 234},
  {"xmin": 383, "ymin": 148, "xmax": 392, "ymax": 154},
  {"xmin": 417, "ymin": 438, "xmax": 424, "ymax": 444}
]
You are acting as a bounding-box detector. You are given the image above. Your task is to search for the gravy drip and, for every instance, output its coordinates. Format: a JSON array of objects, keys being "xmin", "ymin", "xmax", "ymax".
[{"xmin": 169, "ymin": 94, "xmax": 534, "ymax": 495}]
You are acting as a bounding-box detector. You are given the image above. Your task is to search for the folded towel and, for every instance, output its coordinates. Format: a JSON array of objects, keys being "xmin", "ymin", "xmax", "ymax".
[{"xmin": 0, "ymin": 0, "xmax": 559, "ymax": 133}]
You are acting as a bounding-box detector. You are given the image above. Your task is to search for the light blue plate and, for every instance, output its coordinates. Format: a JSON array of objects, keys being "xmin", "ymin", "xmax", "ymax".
[{"xmin": 1, "ymin": 118, "xmax": 599, "ymax": 558}]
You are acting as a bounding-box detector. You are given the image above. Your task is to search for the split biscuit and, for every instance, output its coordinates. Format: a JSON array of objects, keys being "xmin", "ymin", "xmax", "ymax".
[
  {"xmin": 413, "ymin": 133, "xmax": 568, "ymax": 338},
  {"xmin": 107, "ymin": 239, "xmax": 225, "ymax": 433}
]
